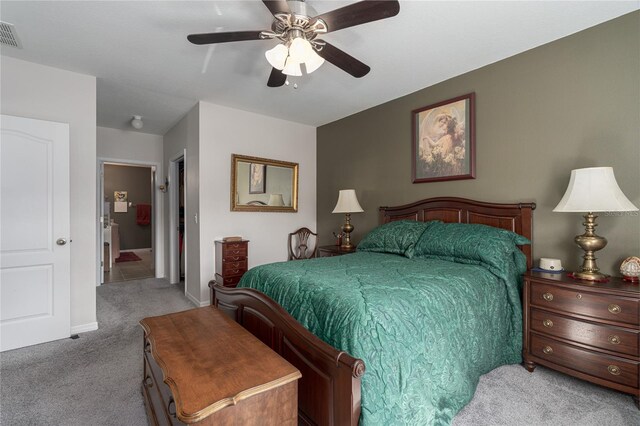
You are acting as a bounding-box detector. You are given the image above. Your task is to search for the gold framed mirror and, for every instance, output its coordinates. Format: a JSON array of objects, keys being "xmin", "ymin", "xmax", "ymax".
[{"xmin": 231, "ymin": 154, "xmax": 299, "ymax": 212}]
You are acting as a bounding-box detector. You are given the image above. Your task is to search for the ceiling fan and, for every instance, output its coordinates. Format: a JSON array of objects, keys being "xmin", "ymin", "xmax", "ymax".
[{"xmin": 187, "ymin": 0, "xmax": 400, "ymax": 87}]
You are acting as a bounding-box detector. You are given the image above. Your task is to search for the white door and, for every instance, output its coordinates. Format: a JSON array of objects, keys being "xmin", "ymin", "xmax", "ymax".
[{"xmin": 0, "ymin": 114, "xmax": 70, "ymax": 352}]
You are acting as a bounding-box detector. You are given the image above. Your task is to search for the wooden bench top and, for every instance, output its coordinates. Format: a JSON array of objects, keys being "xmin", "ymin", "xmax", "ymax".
[{"xmin": 140, "ymin": 307, "xmax": 301, "ymax": 423}]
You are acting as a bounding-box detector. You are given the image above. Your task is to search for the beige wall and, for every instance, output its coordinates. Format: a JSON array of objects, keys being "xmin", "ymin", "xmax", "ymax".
[
  {"xmin": 1, "ymin": 56, "xmax": 98, "ymax": 331},
  {"xmin": 163, "ymin": 103, "xmax": 200, "ymax": 305},
  {"xmin": 199, "ymin": 102, "xmax": 317, "ymax": 303},
  {"xmin": 317, "ymin": 12, "xmax": 639, "ymax": 275}
]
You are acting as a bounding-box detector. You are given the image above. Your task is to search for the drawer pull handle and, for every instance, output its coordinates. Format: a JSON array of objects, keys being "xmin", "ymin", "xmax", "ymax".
[
  {"xmin": 144, "ymin": 375, "xmax": 153, "ymax": 387},
  {"xmin": 542, "ymin": 293, "xmax": 554, "ymax": 302},
  {"xmin": 168, "ymin": 397, "xmax": 177, "ymax": 418},
  {"xmin": 608, "ymin": 304, "xmax": 621, "ymax": 314},
  {"xmin": 576, "ymin": 293, "xmax": 582, "ymax": 300},
  {"xmin": 607, "ymin": 365, "xmax": 621, "ymax": 376},
  {"xmin": 542, "ymin": 346, "xmax": 553, "ymax": 355},
  {"xmin": 608, "ymin": 335, "xmax": 621, "ymax": 345},
  {"xmin": 542, "ymin": 319, "xmax": 553, "ymax": 328},
  {"xmin": 230, "ymin": 269, "xmax": 240, "ymax": 274}
]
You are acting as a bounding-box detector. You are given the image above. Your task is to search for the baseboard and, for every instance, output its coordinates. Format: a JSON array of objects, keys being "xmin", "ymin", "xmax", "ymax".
[
  {"xmin": 71, "ymin": 322, "xmax": 99, "ymax": 334},
  {"xmin": 185, "ymin": 291, "xmax": 209, "ymax": 307}
]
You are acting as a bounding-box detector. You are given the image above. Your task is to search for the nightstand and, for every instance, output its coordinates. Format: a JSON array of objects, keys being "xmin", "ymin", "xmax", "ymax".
[
  {"xmin": 318, "ymin": 245, "xmax": 357, "ymax": 257},
  {"xmin": 523, "ymin": 271, "xmax": 639, "ymax": 407}
]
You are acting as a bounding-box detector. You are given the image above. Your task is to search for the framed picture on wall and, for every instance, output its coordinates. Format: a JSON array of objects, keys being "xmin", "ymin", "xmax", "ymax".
[
  {"xmin": 412, "ymin": 93, "xmax": 475, "ymax": 183},
  {"xmin": 249, "ymin": 163, "xmax": 266, "ymax": 194},
  {"xmin": 114, "ymin": 191, "xmax": 128, "ymax": 202}
]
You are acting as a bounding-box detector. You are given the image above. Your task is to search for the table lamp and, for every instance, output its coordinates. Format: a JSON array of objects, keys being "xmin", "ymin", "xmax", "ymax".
[
  {"xmin": 553, "ymin": 167, "xmax": 638, "ymax": 281},
  {"xmin": 332, "ymin": 189, "xmax": 364, "ymax": 249},
  {"xmin": 268, "ymin": 193, "xmax": 285, "ymax": 206}
]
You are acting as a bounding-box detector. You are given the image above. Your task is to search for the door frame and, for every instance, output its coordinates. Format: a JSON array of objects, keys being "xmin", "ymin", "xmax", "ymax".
[
  {"xmin": 168, "ymin": 150, "xmax": 186, "ymax": 288},
  {"xmin": 96, "ymin": 157, "xmax": 163, "ymax": 285}
]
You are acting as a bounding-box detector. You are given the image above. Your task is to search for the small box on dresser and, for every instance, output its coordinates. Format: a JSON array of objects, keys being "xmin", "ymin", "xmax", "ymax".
[
  {"xmin": 214, "ymin": 239, "xmax": 249, "ymax": 288},
  {"xmin": 523, "ymin": 271, "xmax": 639, "ymax": 407}
]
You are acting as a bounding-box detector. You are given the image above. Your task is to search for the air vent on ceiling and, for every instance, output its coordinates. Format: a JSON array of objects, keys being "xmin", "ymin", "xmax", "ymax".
[{"xmin": 0, "ymin": 21, "xmax": 22, "ymax": 49}]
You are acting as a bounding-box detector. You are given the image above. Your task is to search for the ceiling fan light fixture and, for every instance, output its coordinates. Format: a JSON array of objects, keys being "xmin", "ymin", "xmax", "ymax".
[
  {"xmin": 288, "ymin": 37, "xmax": 314, "ymax": 63},
  {"xmin": 282, "ymin": 57, "xmax": 302, "ymax": 76},
  {"xmin": 304, "ymin": 51, "xmax": 325, "ymax": 74},
  {"xmin": 265, "ymin": 43, "xmax": 288, "ymax": 70}
]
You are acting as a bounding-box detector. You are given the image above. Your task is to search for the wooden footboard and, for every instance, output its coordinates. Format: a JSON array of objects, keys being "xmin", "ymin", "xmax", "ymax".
[{"xmin": 212, "ymin": 283, "xmax": 364, "ymax": 426}]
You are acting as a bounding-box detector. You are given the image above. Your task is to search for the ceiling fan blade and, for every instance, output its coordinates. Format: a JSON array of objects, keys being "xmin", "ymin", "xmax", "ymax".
[
  {"xmin": 315, "ymin": 42, "xmax": 370, "ymax": 78},
  {"xmin": 262, "ymin": 0, "xmax": 291, "ymax": 16},
  {"xmin": 312, "ymin": 0, "xmax": 400, "ymax": 33},
  {"xmin": 187, "ymin": 31, "xmax": 264, "ymax": 45},
  {"xmin": 267, "ymin": 68, "xmax": 287, "ymax": 87}
]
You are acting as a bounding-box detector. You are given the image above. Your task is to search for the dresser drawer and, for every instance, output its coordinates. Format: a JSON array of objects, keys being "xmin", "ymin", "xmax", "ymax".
[
  {"xmin": 223, "ymin": 252, "xmax": 247, "ymax": 262},
  {"xmin": 222, "ymin": 242, "xmax": 248, "ymax": 255},
  {"xmin": 530, "ymin": 282, "xmax": 639, "ymax": 325},
  {"xmin": 531, "ymin": 334, "xmax": 639, "ymax": 388},
  {"xmin": 145, "ymin": 352, "xmax": 175, "ymax": 419},
  {"xmin": 531, "ymin": 309, "xmax": 639, "ymax": 357},
  {"xmin": 221, "ymin": 260, "xmax": 247, "ymax": 275},
  {"xmin": 144, "ymin": 354, "xmax": 180, "ymax": 425},
  {"xmin": 216, "ymin": 274, "xmax": 243, "ymax": 287}
]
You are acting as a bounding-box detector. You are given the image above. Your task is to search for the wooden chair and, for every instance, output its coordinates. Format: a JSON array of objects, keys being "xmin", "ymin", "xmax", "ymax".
[{"xmin": 288, "ymin": 227, "xmax": 318, "ymax": 260}]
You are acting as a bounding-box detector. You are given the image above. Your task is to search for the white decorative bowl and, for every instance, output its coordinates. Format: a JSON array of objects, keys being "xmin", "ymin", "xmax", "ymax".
[{"xmin": 620, "ymin": 256, "xmax": 640, "ymax": 283}]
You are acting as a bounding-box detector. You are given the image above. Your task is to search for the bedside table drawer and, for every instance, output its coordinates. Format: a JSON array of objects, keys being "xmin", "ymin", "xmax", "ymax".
[
  {"xmin": 531, "ymin": 335, "xmax": 639, "ymax": 388},
  {"xmin": 530, "ymin": 282, "xmax": 638, "ymax": 325},
  {"xmin": 531, "ymin": 309, "xmax": 639, "ymax": 357}
]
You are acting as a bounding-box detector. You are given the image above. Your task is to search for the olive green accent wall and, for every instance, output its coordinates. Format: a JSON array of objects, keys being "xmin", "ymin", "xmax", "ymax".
[
  {"xmin": 104, "ymin": 164, "xmax": 153, "ymax": 250},
  {"xmin": 317, "ymin": 12, "xmax": 639, "ymax": 275}
]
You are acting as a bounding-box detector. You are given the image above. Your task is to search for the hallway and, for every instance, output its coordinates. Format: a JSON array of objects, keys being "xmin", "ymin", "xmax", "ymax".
[{"xmin": 104, "ymin": 249, "xmax": 155, "ymax": 283}]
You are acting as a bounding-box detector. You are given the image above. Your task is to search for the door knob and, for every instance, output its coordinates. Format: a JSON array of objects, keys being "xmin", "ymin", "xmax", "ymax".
[{"xmin": 56, "ymin": 238, "xmax": 67, "ymax": 246}]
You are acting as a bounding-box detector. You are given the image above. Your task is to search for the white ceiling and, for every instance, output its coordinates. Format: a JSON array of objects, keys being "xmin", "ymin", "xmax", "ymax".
[{"xmin": 1, "ymin": 1, "xmax": 637, "ymax": 135}]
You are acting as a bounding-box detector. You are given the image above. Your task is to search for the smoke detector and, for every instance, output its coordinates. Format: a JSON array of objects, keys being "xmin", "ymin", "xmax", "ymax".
[{"xmin": 0, "ymin": 22, "xmax": 22, "ymax": 49}]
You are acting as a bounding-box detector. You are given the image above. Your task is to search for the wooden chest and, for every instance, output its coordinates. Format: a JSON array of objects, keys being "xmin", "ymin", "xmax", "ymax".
[
  {"xmin": 215, "ymin": 240, "xmax": 249, "ymax": 288},
  {"xmin": 140, "ymin": 307, "xmax": 300, "ymax": 425},
  {"xmin": 523, "ymin": 271, "xmax": 639, "ymax": 407}
]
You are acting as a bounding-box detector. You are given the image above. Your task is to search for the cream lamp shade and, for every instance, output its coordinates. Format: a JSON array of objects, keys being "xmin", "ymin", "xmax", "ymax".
[
  {"xmin": 332, "ymin": 189, "xmax": 364, "ymax": 214},
  {"xmin": 553, "ymin": 167, "xmax": 638, "ymax": 212},
  {"xmin": 268, "ymin": 193, "xmax": 285, "ymax": 207}
]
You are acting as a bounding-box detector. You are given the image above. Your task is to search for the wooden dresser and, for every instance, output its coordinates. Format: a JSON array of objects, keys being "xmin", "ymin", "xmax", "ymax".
[
  {"xmin": 140, "ymin": 307, "xmax": 301, "ymax": 425},
  {"xmin": 523, "ymin": 271, "xmax": 639, "ymax": 406},
  {"xmin": 215, "ymin": 239, "xmax": 249, "ymax": 288}
]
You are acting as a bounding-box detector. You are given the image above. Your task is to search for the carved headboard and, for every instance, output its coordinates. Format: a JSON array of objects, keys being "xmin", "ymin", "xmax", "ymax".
[{"xmin": 379, "ymin": 197, "xmax": 536, "ymax": 269}]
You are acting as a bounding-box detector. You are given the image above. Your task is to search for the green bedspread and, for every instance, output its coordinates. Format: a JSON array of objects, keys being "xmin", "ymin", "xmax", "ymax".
[{"xmin": 238, "ymin": 252, "xmax": 523, "ymax": 425}]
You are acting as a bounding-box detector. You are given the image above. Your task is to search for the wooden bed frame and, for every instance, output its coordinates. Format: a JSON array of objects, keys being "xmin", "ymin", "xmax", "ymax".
[{"xmin": 212, "ymin": 197, "xmax": 535, "ymax": 425}]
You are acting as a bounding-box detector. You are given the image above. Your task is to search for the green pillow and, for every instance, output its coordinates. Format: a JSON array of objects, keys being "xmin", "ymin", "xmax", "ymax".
[
  {"xmin": 357, "ymin": 220, "xmax": 438, "ymax": 258},
  {"xmin": 413, "ymin": 222, "xmax": 531, "ymax": 280}
]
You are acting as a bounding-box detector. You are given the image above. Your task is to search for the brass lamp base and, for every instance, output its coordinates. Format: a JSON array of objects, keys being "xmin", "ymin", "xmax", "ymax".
[
  {"xmin": 340, "ymin": 213, "xmax": 355, "ymax": 250},
  {"xmin": 571, "ymin": 212, "xmax": 609, "ymax": 281},
  {"xmin": 571, "ymin": 270, "xmax": 609, "ymax": 281}
]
